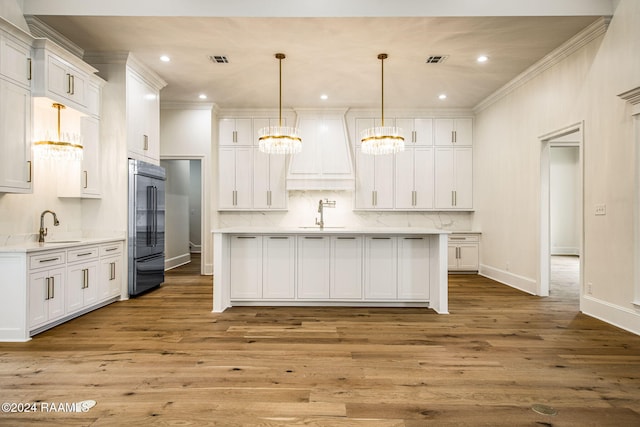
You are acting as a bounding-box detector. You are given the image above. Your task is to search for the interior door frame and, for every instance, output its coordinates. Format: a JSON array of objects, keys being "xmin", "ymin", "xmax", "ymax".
[
  {"xmin": 160, "ymin": 155, "xmax": 206, "ymax": 275},
  {"xmin": 539, "ymin": 121, "xmax": 584, "ymax": 299}
]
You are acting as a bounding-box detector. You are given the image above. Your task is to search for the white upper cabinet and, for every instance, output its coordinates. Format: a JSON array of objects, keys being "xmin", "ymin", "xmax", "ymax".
[
  {"xmin": 219, "ymin": 118, "xmax": 253, "ymax": 146},
  {"xmin": 396, "ymin": 118, "xmax": 433, "ymax": 146},
  {"xmin": 287, "ymin": 110, "xmax": 354, "ymax": 190},
  {"xmin": 126, "ymin": 67, "xmax": 161, "ymax": 162},
  {"xmin": 435, "ymin": 146, "xmax": 473, "ymax": 209},
  {"xmin": 0, "ymin": 33, "xmax": 32, "ymax": 89},
  {"xmin": 31, "ymin": 40, "xmax": 98, "ymax": 113},
  {"xmin": 435, "ymin": 118, "xmax": 473, "ymax": 146}
]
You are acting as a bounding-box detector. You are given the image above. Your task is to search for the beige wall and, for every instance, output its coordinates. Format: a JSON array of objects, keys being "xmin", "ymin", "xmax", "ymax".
[{"xmin": 474, "ymin": 0, "xmax": 639, "ymax": 333}]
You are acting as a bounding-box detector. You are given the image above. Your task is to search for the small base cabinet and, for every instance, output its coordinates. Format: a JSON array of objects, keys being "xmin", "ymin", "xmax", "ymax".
[
  {"xmin": 448, "ymin": 234, "xmax": 480, "ymax": 272},
  {"xmin": 214, "ymin": 229, "xmax": 449, "ymax": 314},
  {"xmin": 0, "ymin": 239, "xmax": 125, "ymax": 342}
]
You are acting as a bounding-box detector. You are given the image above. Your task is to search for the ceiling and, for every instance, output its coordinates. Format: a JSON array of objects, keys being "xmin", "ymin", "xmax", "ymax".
[{"xmin": 25, "ymin": 4, "xmax": 607, "ymax": 110}]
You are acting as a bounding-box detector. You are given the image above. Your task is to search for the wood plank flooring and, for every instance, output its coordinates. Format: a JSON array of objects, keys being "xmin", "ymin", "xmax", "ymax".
[{"xmin": 1, "ymin": 254, "xmax": 639, "ymax": 426}]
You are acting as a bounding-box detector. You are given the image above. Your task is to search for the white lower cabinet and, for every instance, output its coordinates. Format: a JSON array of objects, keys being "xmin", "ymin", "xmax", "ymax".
[
  {"xmin": 0, "ymin": 239, "xmax": 125, "ymax": 341},
  {"xmin": 330, "ymin": 236, "xmax": 363, "ymax": 299},
  {"xmin": 448, "ymin": 234, "xmax": 480, "ymax": 272},
  {"xmin": 66, "ymin": 247, "xmax": 100, "ymax": 313},
  {"xmin": 364, "ymin": 236, "xmax": 398, "ymax": 299},
  {"xmin": 29, "ymin": 265, "xmax": 66, "ymax": 329},
  {"xmin": 262, "ymin": 236, "xmax": 295, "ymax": 299},
  {"xmin": 398, "ymin": 237, "xmax": 430, "ymax": 299},
  {"xmin": 229, "ymin": 235, "xmax": 262, "ymax": 299},
  {"xmin": 297, "ymin": 236, "xmax": 331, "ymax": 299},
  {"xmin": 99, "ymin": 242, "xmax": 123, "ymax": 300}
]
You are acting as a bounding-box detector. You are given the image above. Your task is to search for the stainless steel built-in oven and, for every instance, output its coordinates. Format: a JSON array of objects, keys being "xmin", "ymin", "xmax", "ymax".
[{"xmin": 128, "ymin": 159, "xmax": 166, "ymax": 296}]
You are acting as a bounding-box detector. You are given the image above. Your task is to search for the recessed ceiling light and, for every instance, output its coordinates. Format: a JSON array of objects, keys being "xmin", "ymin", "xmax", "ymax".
[
  {"xmin": 160, "ymin": 55, "xmax": 170, "ymax": 62},
  {"xmin": 477, "ymin": 55, "xmax": 488, "ymax": 63},
  {"xmin": 199, "ymin": 94, "xmax": 207, "ymax": 100},
  {"xmin": 438, "ymin": 94, "xmax": 447, "ymax": 100},
  {"xmin": 320, "ymin": 94, "xmax": 328, "ymax": 100}
]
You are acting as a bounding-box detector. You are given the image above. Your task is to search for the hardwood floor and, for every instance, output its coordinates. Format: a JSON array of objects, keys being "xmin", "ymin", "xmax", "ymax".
[{"xmin": 1, "ymin": 254, "xmax": 639, "ymax": 426}]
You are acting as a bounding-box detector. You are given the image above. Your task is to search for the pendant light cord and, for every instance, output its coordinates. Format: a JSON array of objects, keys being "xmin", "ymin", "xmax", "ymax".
[
  {"xmin": 378, "ymin": 53, "xmax": 387, "ymax": 127},
  {"xmin": 276, "ymin": 53, "xmax": 285, "ymax": 128}
]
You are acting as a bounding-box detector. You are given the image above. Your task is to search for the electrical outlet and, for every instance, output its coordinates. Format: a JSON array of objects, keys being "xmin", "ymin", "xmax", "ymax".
[
  {"xmin": 595, "ymin": 204, "xmax": 606, "ymax": 216},
  {"xmin": 587, "ymin": 282, "xmax": 593, "ymax": 294}
]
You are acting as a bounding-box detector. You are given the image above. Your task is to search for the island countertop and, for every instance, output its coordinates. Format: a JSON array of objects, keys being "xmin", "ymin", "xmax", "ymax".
[{"xmin": 213, "ymin": 226, "xmax": 451, "ymax": 235}]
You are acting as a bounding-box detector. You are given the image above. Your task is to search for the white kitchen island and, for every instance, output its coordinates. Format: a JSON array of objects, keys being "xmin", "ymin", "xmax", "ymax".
[{"xmin": 213, "ymin": 227, "xmax": 449, "ymax": 314}]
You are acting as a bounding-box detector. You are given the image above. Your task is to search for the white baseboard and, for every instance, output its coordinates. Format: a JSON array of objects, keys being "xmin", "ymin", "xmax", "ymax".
[
  {"xmin": 581, "ymin": 295, "xmax": 640, "ymax": 336},
  {"xmin": 479, "ymin": 264, "xmax": 537, "ymax": 295},
  {"xmin": 165, "ymin": 253, "xmax": 191, "ymax": 271},
  {"xmin": 189, "ymin": 242, "xmax": 202, "ymax": 253},
  {"xmin": 551, "ymin": 246, "xmax": 580, "ymax": 256}
]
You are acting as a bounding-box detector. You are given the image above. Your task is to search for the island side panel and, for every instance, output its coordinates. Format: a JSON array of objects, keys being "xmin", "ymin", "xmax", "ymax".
[
  {"xmin": 429, "ymin": 233, "xmax": 449, "ymax": 314},
  {"xmin": 0, "ymin": 253, "xmax": 30, "ymax": 341},
  {"xmin": 212, "ymin": 232, "xmax": 231, "ymax": 312}
]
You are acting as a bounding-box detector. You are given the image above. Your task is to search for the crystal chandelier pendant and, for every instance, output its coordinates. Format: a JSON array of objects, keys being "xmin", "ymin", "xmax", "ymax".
[
  {"xmin": 33, "ymin": 103, "xmax": 83, "ymax": 161},
  {"xmin": 361, "ymin": 53, "xmax": 404, "ymax": 155},
  {"xmin": 258, "ymin": 53, "xmax": 302, "ymax": 154}
]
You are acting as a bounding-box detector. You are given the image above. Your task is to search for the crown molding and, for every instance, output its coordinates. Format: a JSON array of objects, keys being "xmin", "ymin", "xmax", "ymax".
[
  {"xmin": 473, "ymin": 16, "xmax": 611, "ymax": 113},
  {"xmin": 618, "ymin": 87, "xmax": 640, "ymax": 116},
  {"xmin": 24, "ymin": 15, "xmax": 85, "ymax": 59},
  {"xmin": 84, "ymin": 51, "xmax": 167, "ymax": 90}
]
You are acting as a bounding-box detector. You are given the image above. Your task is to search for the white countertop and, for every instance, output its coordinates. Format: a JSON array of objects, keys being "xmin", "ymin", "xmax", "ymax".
[
  {"xmin": 0, "ymin": 236, "xmax": 125, "ymax": 253},
  {"xmin": 213, "ymin": 226, "xmax": 450, "ymax": 235}
]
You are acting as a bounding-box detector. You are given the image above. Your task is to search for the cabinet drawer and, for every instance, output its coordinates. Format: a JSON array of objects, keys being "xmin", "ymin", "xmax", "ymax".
[
  {"xmin": 448, "ymin": 235, "xmax": 479, "ymax": 243},
  {"xmin": 29, "ymin": 251, "xmax": 66, "ymax": 269},
  {"xmin": 100, "ymin": 242, "xmax": 123, "ymax": 257},
  {"xmin": 68, "ymin": 246, "xmax": 99, "ymax": 262}
]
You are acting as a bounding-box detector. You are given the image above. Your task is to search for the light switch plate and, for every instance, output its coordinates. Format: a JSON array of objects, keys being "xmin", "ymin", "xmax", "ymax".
[{"xmin": 595, "ymin": 204, "xmax": 606, "ymax": 215}]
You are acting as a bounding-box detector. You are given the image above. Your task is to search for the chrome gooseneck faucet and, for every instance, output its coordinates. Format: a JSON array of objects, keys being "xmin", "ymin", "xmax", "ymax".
[
  {"xmin": 315, "ymin": 199, "xmax": 336, "ymax": 229},
  {"xmin": 39, "ymin": 210, "xmax": 60, "ymax": 243}
]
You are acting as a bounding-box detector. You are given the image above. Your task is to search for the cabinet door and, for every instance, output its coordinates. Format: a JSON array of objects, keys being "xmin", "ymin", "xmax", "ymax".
[
  {"xmin": 46, "ymin": 55, "xmax": 69, "ymax": 100},
  {"xmin": 0, "ymin": 36, "xmax": 31, "ymax": 88},
  {"xmin": 457, "ymin": 244, "xmax": 479, "ymax": 271},
  {"xmin": 126, "ymin": 71, "xmax": 146, "ymax": 155},
  {"xmin": 230, "ymin": 236, "xmax": 262, "ymax": 299},
  {"xmin": 453, "ymin": 147, "xmax": 473, "ymax": 209},
  {"xmin": 373, "ymin": 154, "xmax": 394, "ymax": 209},
  {"xmin": 220, "ymin": 118, "xmax": 252, "ymax": 146},
  {"xmin": 81, "ymin": 116, "xmax": 100, "ymax": 197},
  {"xmin": 413, "ymin": 147, "xmax": 434, "ymax": 209},
  {"xmin": 434, "ymin": 147, "xmax": 455, "ymax": 209},
  {"xmin": 397, "ymin": 237, "xmax": 430, "ymax": 300},
  {"xmin": 100, "ymin": 256, "xmax": 122, "ymax": 300},
  {"xmin": 448, "ymin": 245, "xmax": 458, "ymax": 270},
  {"xmin": 0, "ymin": 79, "xmax": 31, "ymax": 192},
  {"xmin": 28, "ymin": 271, "xmax": 49, "ymax": 328},
  {"xmin": 413, "ymin": 118, "xmax": 433, "ymax": 146},
  {"xmin": 331, "ymin": 236, "xmax": 362, "ymax": 299},
  {"xmin": 355, "ymin": 147, "xmax": 375, "ymax": 209},
  {"xmin": 234, "ymin": 147, "xmax": 253, "ymax": 209},
  {"xmin": 218, "ymin": 147, "xmax": 237, "ymax": 209},
  {"xmin": 297, "ymin": 236, "xmax": 330, "ymax": 299},
  {"xmin": 268, "ymin": 153, "xmax": 287, "ymax": 209},
  {"xmin": 434, "ymin": 118, "xmax": 455, "ymax": 146},
  {"xmin": 262, "ymin": 236, "xmax": 295, "ymax": 299},
  {"xmin": 394, "ymin": 148, "xmax": 415, "ymax": 209},
  {"xmin": 29, "ymin": 267, "xmax": 65, "ymax": 327},
  {"xmin": 453, "ymin": 118, "xmax": 473, "ymax": 146},
  {"xmin": 67, "ymin": 262, "xmax": 99, "ymax": 313},
  {"xmin": 364, "ymin": 237, "xmax": 397, "ymax": 299},
  {"xmin": 252, "ymin": 149, "xmax": 270, "ymax": 209}
]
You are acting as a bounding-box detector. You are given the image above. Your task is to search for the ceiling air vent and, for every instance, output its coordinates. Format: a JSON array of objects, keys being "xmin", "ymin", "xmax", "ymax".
[
  {"xmin": 426, "ymin": 55, "xmax": 448, "ymax": 64},
  {"xmin": 208, "ymin": 55, "xmax": 229, "ymax": 64}
]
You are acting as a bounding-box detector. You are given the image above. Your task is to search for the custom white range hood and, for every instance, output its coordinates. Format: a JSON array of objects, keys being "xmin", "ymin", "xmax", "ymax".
[{"xmin": 287, "ymin": 108, "xmax": 355, "ymax": 190}]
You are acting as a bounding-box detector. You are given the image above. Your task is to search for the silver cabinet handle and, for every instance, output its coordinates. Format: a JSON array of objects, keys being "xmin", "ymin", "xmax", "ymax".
[
  {"xmin": 267, "ymin": 190, "xmax": 272, "ymax": 206},
  {"xmin": 269, "ymin": 236, "xmax": 289, "ymax": 239},
  {"xmin": 454, "ymin": 190, "xmax": 457, "ymax": 206},
  {"xmin": 83, "ymin": 170, "xmax": 88, "ymax": 189},
  {"xmin": 67, "ymin": 73, "xmax": 72, "ymax": 94},
  {"xmin": 143, "ymin": 134, "xmax": 149, "ymax": 151},
  {"xmin": 337, "ymin": 237, "xmax": 356, "ymax": 240},
  {"xmin": 110, "ymin": 262, "xmax": 116, "ymax": 281},
  {"xmin": 39, "ymin": 257, "xmax": 60, "ymax": 264},
  {"xmin": 27, "ymin": 58, "xmax": 32, "ymax": 80},
  {"xmin": 232, "ymin": 130, "xmax": 237, "ymax": 143},
  {"xmin": 236, "ymin": 236, "xmax": 256, "ymax": 239},
  {"xmin": 304, "ymin": 236, "xmax": 324, "ymax": 239},
  {"xmin": 45, "ymin": 277, "xmax": 50, "ymax": 300},
  {"xmin": 27, "ymin": 161, "xmax": 32, "ymax": 183}
]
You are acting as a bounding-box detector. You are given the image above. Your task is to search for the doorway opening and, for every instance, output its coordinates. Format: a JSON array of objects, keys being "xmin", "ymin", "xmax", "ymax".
[
  {"xmin": 539, "ymin": 122, "xmax": 584, "ymax": 304},
  {"xmin": 161, "ymin": 158, "xmax": 204, "ymax": 274}
]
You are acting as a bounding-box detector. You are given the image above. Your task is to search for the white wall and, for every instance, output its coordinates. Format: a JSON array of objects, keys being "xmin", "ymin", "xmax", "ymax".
[
  {"xmin": 0, "ymin": 0, "xmax": 29, "ymax": 32},
  {"xmin": 474, "ymin": 0, "xmax": 640, "ymax": 334},
  {"xmin": 550, "ymin": 146, "xmax": 579, "ymax": 255},
  {"xmin": 159, "ymin": 104, "xmax": 213, "ymax": 273}
]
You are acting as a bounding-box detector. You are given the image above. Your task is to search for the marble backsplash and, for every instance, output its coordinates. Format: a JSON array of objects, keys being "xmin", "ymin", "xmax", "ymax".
[{"xmin": 217, "ymin": 190, "xmax": 475, "ymax": 231}]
